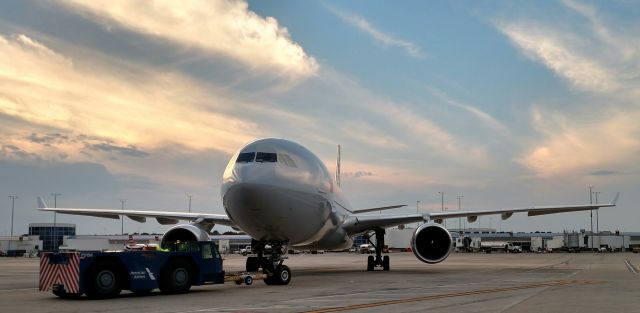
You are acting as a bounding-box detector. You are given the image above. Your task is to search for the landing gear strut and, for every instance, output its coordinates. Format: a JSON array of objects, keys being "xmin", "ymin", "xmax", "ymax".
[
  {"xmin": 245, "ymin": 239, "xmax": 291, "ymax": 285},
  {"xmin": 365, "ymin": 228, "xmax": 390, "ymax": 271}
]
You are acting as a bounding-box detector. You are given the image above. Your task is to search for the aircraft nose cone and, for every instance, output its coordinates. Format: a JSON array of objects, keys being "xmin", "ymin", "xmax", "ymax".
[{"xmin": 223, "ymin": 181, "xmax": 289, "ymax": 241}]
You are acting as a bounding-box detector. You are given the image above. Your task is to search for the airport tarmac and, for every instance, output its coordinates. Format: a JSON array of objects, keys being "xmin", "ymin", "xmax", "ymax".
[{"xmin": 1, "ymin": 252, "xmax": 638, "ymax": 312}]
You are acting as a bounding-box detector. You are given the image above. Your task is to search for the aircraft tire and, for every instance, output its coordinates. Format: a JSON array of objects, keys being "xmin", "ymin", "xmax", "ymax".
[
  {"xmin": 264, "ymin": 275, "xmax": 276, "ymax": 285},
  {"xmin": 382, "ymin": 255, "xmax": 390, "ymax": 271},
  {"xmin": 274, "ymin": 265, "xmax": 291, "ymax": 285},
  {"xmin": 246, "ymin": 256, "xmax": 260, "ymax": 272},
  {"xmin": 367, "ymin": 255, "xmax": 374, "ymax": 271}
]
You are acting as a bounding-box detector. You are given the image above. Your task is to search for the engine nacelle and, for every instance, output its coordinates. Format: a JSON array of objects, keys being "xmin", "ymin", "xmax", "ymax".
[
  {"xmin": 411, "ymin": 223, "xmax": 453, "ymax": 264},
  {"xmin": 161, "ymin": 224, "xmax": 210, "ymax": 244}
]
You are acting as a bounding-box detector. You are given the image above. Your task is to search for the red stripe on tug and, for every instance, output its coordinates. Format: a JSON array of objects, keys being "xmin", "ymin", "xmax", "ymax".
[{"xmin": 39, "ymin": 253, "xmax": 80, "ymax": 294}]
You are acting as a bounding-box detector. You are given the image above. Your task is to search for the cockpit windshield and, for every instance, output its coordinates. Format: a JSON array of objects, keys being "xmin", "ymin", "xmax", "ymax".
[
  {"xmin": 236, "ymin": 152, "xmax": 255, "ymax": 163},
  {"xmin": 236, "ymin": 152, "xmax": 278, "ymax": 163},
  {"xmin": 256, "ymin": 152, "xmax": 277, "ymax": 163}
]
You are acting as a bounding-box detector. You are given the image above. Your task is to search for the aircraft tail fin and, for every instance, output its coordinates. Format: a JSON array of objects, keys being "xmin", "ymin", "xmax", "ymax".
[
  {"xmin": 611, "ymin": 192, "xmax": 620, "ymax": 205},
  {"xmin": 37, "ymin": 197, "xmax": 48, "ymax": 209}
]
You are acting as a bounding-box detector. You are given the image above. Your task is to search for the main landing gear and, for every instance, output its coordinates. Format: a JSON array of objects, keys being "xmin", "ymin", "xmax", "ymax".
[
  {"xmin": 245, "ymin": 240, "xmax": 291, "ymax": 285},
  {"xmin": 365, "ymin": 228, "xmax": 390, "ymax": 271}
]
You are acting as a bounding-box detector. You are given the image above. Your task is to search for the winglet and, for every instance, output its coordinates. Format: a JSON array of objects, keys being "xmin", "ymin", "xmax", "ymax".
[
  {"xmin": 37, "ymin": 197, "xmax": 48, "ymax": 209},
  {"xmin": 611, "ymin": 192, "xmax": 620, "ymax": 205}
]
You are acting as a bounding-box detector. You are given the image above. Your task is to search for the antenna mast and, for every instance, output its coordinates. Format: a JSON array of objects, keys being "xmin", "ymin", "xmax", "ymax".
[{"xmin": 336, "ymin": 145, "xmax": 341, "ymax": 187}]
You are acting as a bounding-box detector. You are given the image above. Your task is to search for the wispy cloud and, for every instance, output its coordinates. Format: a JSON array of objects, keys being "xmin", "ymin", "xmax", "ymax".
[
  {"xmin": 324, "ymin": 4, "xmax": 424, "ymax": 58},
  {"xmin": 340, "ymin": 119, "xmax": 406, "ymax": 149},
  {"xmin": 517, "ymin": 106, "xmax": 640, "ymax": 177},
  {"xmin": 495, "ymin": 2, "xmax": 640, "ymax": 177},
  {"xmin": 57, "ymin": 0, "xmax": 319, "ymax": 79},
  {"xmin": 561, "ymin": 0, "xmax": 640, "ymax": 84},
  {"xmin": 426, "ymin": 86, "xmax": 510, "ymax": 136},
  {"xmin": 342, "ymin": 171, "xmax": 375, "ymax": 179},
  {"xmin": 589, "ymin": 170, "xmax": 620, "ymax": 176},
  {"xmin": 319, "ymin": 70, "xmax": 489, "ymax": 167},
  {"xmin": 497, "ymin": 22, "xmax": 619, "ymax": 93}
]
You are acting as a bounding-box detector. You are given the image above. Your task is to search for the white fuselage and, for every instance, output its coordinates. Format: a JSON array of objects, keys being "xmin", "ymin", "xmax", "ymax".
[{"xmin": 221, "ymin": 138, "xmax": 353, "ymax": 250}]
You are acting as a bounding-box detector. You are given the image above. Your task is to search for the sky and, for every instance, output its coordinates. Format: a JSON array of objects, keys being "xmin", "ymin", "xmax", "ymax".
[{"xmin": 1, "ymin": 0, "xmax": 638, "ymax": 236}]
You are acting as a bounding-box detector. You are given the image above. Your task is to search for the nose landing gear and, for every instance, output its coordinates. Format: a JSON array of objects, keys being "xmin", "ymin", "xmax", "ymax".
[
  {"xmin": 244, "ymin": 240, "xmax": 291, "ymax": 285},
  {"xmin": 365, "ymin": 228, "xmax": 390, "ymax": 271}
]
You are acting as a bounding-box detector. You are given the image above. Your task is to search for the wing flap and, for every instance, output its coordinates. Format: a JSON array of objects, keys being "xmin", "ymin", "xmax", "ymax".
[
  {"xmin": 526, "ymin": 206, "xmax": 597, "ymax": 217},
  {"xmin": 127, "ymin": 215, "xmax": 146, "ymax": 223},
  {"xmin": 428, "ymin": 195, "xmax": 618, "ymax": 221},
  {"xmin": 343, "ymin": 193, "xmax": 619, "ymax": 234},
  {"xmin": 156, "ymin": 217, "xmax": 179, "ymax": 225}
]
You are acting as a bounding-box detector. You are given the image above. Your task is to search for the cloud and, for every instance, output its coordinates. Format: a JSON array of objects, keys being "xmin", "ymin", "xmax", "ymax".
[
  {"xmin": 589, "ymin": 170, "xmax": 619, "ymax": 176},
  {"xmin": 57, "ymin": 0, "xmax": 318, "ymax": 79},
  {"xmin": 325, "ymin": 4, "xmax": 424, "ymax": 58},
  {"xmin": 317, "ymin": 69, "xmax": 490, "ymax": 167},
  {"xmin": 497, "ymin": 22, "xmax": 619, "ymax": 92},
  {"xmin": 334, "ymin": 158, "xmax": 435, "ymax": 186},
  {"xmin": 85, "ymin": 142, "xmax": 149, "ymax": 158},
  {"xmin": 1, "ymin": 144, "xmax": 40, "ymax": 160},
  {"xmin": 17, "ymin": 133, "xmax": 151, "ymax": 160},
  {"xmin": 340, "ymin": 119, "xmax": 406, "ymax": 149},
  {"xmin": 0, "ymin": 33, "xmax": 263, "ymax": 156},
  {"xmin": 426, "ymin": 86, "xmax": 510, "ymax": 136},
  {"xmin": 26, "ymin": 133, "xmax": 69, "ymax": 146},
  {"xmin": 561, "ymin": 0, "xmax": 640, "ymax": 63},
  {"xmin": 343, "ymin": 171, "xmax": 375, "ymax": 179},
  {"xmin": 516, "ymin": 106, "xmax": 640, "ymax": 177},
  {"xmin": 495, "ymin": 2, "xmax": 640, "ymax": 177}
]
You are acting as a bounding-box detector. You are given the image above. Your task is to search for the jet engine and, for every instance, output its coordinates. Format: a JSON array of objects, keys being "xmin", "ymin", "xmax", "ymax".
[
  {"xmin": 161, "ymin": 224, "xmax": 210, "ymax": 244},
  {"xmin": 411, "ymin": 223, "xmax": 453, "ymax": 264}
]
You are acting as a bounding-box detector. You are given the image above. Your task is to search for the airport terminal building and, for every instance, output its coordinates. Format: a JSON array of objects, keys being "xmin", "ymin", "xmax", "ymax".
[
  {"xmin": 52, "ymin": 229, "xmax": 640, "ymax": 253},
  {"xmin": 3, "ymin": 224, "xmax": 639, "ymax": 254},
  {"xmin": 0, "ymin": 235, "xmax": 43, "ymax": 256},
  {"xmin": 385, "ymin": 227, "xmax": 640, "ymax": 252},
  {"xmin": 28, "ymin": 223, "xmax": 76, "ymax": 252}
]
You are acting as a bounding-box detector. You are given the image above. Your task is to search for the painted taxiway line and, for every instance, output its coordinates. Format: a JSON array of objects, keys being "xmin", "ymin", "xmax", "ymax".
[
  {"xmin": 624, "ymin": 259, "xmax": 638, "ymax": 274},
  {"xmin": 302, "ymin": 280, "xmax": 604, "ymax": 313},
  {"xmin": 0, "ymin": 288, "xmax": 38, "ymax": 292}
]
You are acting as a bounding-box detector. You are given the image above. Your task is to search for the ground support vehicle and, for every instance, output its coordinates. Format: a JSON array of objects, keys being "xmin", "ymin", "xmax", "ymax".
[
  {"xmin": 39, "ymin": 241, "xmax": 269, "ymax": 299},
  {"xmin": 481, "ymin": 242, "xmax": 522, "ymax": 253}
]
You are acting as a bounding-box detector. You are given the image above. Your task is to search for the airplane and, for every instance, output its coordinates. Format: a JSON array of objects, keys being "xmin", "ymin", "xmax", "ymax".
[{"xmin": 38, "ymin": 138, "xmax": 619, "ymax": 285}]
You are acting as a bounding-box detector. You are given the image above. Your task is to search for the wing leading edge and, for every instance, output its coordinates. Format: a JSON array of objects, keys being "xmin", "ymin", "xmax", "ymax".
[
  {"xmin": 37, "ymin": 197, "xmax": 235, "ymax": 227},
  {"xmin": 343, "ymin": 193, "xmax": 619, "ymax": 235}
]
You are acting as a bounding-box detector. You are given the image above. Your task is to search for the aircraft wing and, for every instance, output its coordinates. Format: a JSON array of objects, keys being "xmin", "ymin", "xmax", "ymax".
[
  {"xmin": 37, "ymin": 197, "xmax": 235, "ymax": 227},
  {"xmin": 343, "ymin": 193, "xmax": 619, "ymax": 235},
  {"xmin": 352, "ymin": 204, "xmax": 407, "ymax": 214},
  {"xmin": 343, "ymin": 213, "xmax": 424, "ymax": 235}
]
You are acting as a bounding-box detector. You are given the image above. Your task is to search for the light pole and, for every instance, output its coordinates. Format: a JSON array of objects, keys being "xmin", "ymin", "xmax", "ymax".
[
  {"xmin": 594, "ymin": 191, "xmax": 601, "ymax": 233},
  {"xmin": 416, "ymin": 200, "xmax": 420, "ymax": 228},
  {"xmin": 51, "ymin": 193, "xmax": 61, "ymax": 251},
  {"xmin": 120, "ymin": 199, "xmax": 126, "ymax": 235},
  {"xmin": 438, "ymin": 192, "xmax": 445, "ymax": 228},
  {"xmin": 8, "ymin": 196, "xmax": 17, "ymax": 252},
  {"xmin": 188, "ymin": 194, "xmax": 192, "ymax": 213},
  {"xmin": 588, "ymin": 185, "xmax": 593, "ymax": 251},
  {"xmin": 594, "ymin": 191, "xmax": 601, "ymax": 249},
  {"xmin": 457, "ymin": 195, "xmax": 463, "ymax": 233}
]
